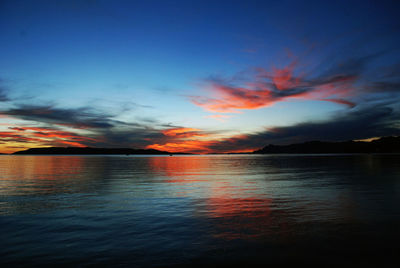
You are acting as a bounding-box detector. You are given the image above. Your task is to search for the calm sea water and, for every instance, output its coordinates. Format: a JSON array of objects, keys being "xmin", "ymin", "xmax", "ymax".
[{"xmin": 1, "ymin": 154, "xmax": 399, "ymax": 267}]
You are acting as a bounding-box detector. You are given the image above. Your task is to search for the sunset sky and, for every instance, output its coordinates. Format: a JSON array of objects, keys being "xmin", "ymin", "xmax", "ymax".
[{"xmin": 1, "ymin": 0, "xmax": 400, "ymax": 153}]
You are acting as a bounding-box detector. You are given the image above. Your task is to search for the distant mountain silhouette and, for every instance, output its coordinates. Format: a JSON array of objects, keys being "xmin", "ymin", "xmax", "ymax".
[
  {"xmin": 253, "ymin": 136, "xmax": 400, "ymax": 154},
  {"xmin": 12, "ymin": 147, "xmax": 184, "ymax": 155}
]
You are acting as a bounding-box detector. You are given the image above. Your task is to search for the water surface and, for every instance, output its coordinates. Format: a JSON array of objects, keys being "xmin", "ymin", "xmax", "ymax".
[{"xmin": 1, "ymin": 154, "xmax": 399, "ymax": 266}]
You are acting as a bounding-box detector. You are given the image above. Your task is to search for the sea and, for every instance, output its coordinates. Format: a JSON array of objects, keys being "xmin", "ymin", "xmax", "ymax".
[{"xmin": 1, "ymin": 154, "xmax": 399, "ymax": 267}]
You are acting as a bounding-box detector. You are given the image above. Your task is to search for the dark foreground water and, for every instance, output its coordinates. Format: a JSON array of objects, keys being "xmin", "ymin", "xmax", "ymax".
[{"xmin": 1, "ymin": 154, "xmax": 399, "ymax": 267}]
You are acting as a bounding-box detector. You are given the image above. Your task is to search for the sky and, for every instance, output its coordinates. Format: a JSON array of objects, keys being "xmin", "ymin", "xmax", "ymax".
[{"xmin": 0, "ymin": 0, "xmax": 400, "ymax": 154}]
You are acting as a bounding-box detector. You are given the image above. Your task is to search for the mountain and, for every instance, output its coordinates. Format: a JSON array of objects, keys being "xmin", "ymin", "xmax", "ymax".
[
  {"xmin": 12, "ymin": 147, "xmax": 181, "ymax": 155},
  {"xmin": 253, "ymin": 136, "xmax": 400, "ymax": 154}
]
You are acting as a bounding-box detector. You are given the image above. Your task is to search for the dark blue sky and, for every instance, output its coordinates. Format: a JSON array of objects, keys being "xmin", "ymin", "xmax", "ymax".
[{"xmin": 0, "ymin": 0, "xmax": 399, "ymax": 153}]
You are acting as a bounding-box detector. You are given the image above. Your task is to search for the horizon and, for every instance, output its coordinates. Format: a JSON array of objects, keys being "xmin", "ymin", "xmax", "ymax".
[
  {"xmin": 6, "ymin": 135, "xmax": 399, "ymax": 155},
  {"xmin": 1, "ymin": 0, "xmax": 400, "ymax": 154}
]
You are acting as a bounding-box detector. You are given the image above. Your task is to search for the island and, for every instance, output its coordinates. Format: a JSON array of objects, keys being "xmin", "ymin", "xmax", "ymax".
[
  {"xmin": 253, "ymin": 136, "xmax": 400, "ymax": 154},
  {"xmin": 12, "ymin": 147, "xmax": 183, "ymax": 155}
]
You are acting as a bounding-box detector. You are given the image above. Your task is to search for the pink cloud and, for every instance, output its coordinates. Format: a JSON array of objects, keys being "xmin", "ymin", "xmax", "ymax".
[
  {"xmin": 205, "ymin": 114, "xmax": 232, "ymax": 121},
  {"xmin": 190, "ymin": 58, "xmax": 358, "ymax": 113}
]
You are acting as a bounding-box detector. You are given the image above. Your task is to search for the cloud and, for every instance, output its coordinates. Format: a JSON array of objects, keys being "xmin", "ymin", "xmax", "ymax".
[
  {"xmin": 207, "ymin": 102, "xmax": 400, "ymax": 152},
  {"xmin": 2, "ymin": 105, "xmax": 115, "ymax": 129},
  {"xmin": 1, "ymin": 126, "xmax": 97, "ymax": 148},
  {"xmin": 93, "ymin": 128, "xmax": 165, "ymax": 148},
  {"xmin": 146, "ymin": 140, "xmax": 216, "ymax": 154},
  {"xmin": 1, "ymin": 31, "xmax": 399, "ymax": 154},
  {"xmin": 2, "ymin": 96, "xmax": 398, "ymax": 154},
  {"xmin": 190, "ymin": 56, "xmax": 360, "ymax": 113},
  {"xmin": 146, "ymin": 126, "xmax": 258, "ymax": 154},
  {"xmin": 0, "ymin": 101, "xmax": 170, "ymax": 151},
  {"xmin": 0, "ymin": 76, "xmax": 178, "ymax": 152},
  {"xmin": 12, "ymin": 126, "xmax": 96, "ymax": 141},
  {"xmin": 146, "ymin": 133, "xmax": 259, "ymax": 154},
  {"xmin": 189, "ymin": 42, "xmax": 400, "ymax": 115},
  {"xmin": 319, "ymin": 98, "xmax": 356, "ymax": 108},
  {"xmin": 205, "ymin": 114, "xmax": 232, "ymax": 121},
  {"xmin": 0, "ymin": 132, "xmax": 43, "ymax": 143},
  {"xmin": 161, "ymin": 127, "xmax": 206, "ymax": 138},
  {"xmin": 145, "ymin": 127, "xmax": 215, "ymax": 153},
  {"xmin": 146, "ymin": 100, "xmax": 400, "ymax": 154},
  {"xmin": 264, "ymin": 104, "xmax": 399, "ymax": 142}
]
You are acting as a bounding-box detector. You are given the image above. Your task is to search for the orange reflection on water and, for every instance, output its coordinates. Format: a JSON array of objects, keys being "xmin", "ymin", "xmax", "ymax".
[
  {"xmin": 149, "ymin": 156, "xmax": 280, "ymax": 241},
  {"xmin": 208, "ymin": 197, "xmax": 280, "ymax": 241},
  {"xmin": 0, "ymin": 156, "xmax": 85, "ymax": 195},
  {"xmin": 205, "ymin": 189, "xmax": 282, "ymax": 241},
  {"xmin": 149, "ymin": 156, "xmax": 213, "ymax": 183},
  {"xmin": 207, "ymin": 196, "xmax": 271, "ymax": 218}
]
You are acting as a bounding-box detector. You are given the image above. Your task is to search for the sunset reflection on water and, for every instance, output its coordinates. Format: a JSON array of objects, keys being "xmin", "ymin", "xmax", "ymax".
[
  {"xmin": 1, "ymin": 154, "xmax": 400, "ymax": 266},
  {"xmin": 150, "ymin": 156, "xmax": 293, "ymax": 242},
  {"xmin": 0, "ymin": 156, "xmax": 86, "ymax": 196}
]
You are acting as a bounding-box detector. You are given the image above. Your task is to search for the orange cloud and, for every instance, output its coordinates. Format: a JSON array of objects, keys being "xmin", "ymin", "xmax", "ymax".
[
  {"xmin": 147, "ymin": 140, "xmax": 215, "ymax": 154},
  {"xmin": 147, "ymin": 127, "xmax": 258, "ymax": 154},
  {"xmin": 205, "ymin": 114, "xmax": 232, "ymax": 121},
  {"xmin": 191, "ymin": 58, "xmax": 358, "ymax": 113},
  {"xmin": 270, "ymin": 60, "xmax": 300, "ymax": 90},
  {"xmin": 190, "ymin": 85, "xmax": 274, "ymax": 113},
  {"xmin": 148, "ymin": 127, "xmax": 216, "ymax": 153},
  {"xmin": 206, "ymin": 114, "xmax": 231, "ymax": 119},
  {"xmin": 161, "ymin": 127, "xmax": 206, "ymax": 138},
  {"xmin": 0, "ymin": 132, "xmax": 43, "ymax": 142},
  {"xmin": 58, "ymin": 140, "xmax": 87, "ymax": 147},
  {"xmin": 0, "ymin": 126, "xmax": 95, "ymax": 153},
  {"xmin": 10, "ymin": 126, "xmax": 97, "ymax": 142}
]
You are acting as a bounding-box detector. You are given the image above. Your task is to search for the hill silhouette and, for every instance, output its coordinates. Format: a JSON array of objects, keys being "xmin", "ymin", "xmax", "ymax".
[
  {"xmin": 253, "ymin": 136, "xmax": 400, "ymax": 154},
  {"xmin": 12, "ymin": 147, "xmax": 182, "ymax": 155}
]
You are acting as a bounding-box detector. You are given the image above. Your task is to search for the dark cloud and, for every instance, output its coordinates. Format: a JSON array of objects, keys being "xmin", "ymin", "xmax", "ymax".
[
  {"xmin": 207, "ymin": 102, "xmax": 400, "ymax": 152},
  {"xmin": 0, "ymin": 101, "xmax": 169, "ymax": 150},
  {"xmin": 264, "ymin": 104, "xmax": 399, "ymax": 143},
  {"xmin": 8, "ymin": 127, "xmax": 26, "ymax": 131},
  {"xmin": 2, "ymin": 105, "xmax": 115, "ymax": 129},
  {"xmin": 93, "ymin": 128, "xmax": 165, "ymax": 148}
]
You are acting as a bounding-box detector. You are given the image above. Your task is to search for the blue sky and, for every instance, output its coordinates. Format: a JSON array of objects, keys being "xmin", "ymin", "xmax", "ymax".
[{"xmin": 0, "ymin": 0, "xmax": 399, "ymax": 153}]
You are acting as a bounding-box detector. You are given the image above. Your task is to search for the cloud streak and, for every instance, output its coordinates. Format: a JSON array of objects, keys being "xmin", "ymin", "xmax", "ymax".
[
  {"xmin": 0, "ymin": 99, "xmax": 168, "ymax": 152},
  {"xmin": 190, "ymin": 57, "xmax": 360, "ymax": 113},
  {"xmin": 2, "ymin": 105, "xmax": 115, "ymax": 129},
  {"xmin": 0, "ymin": 126, "xmax": 97, "ymax": 149},
  {"xmin": 146, "ymin": 99, "xmax": 400, "ymax": 154},
  {"xmin": 189, "ymin": 44, "xmax": 400, "ymax": 115},
  {"xmin": 146, "ymin": 127, "xmax": 214, "ymax": 153},
  {"xmin": 161, "ymin": 127, "xmax": 206, "ymax": 138},
  {"xmin": 206, "ymin": 103, "xmax": 400, "ymax": 152}
]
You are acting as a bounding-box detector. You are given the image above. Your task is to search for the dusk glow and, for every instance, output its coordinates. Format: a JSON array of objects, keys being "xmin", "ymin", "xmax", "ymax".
[
  {"xmin": 0, "ymin": 0, "xmax": 399, "ymax": 154},
  {"xmin": 1, "ymin": 2, "xmax": 400, "ymax": 266}
]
